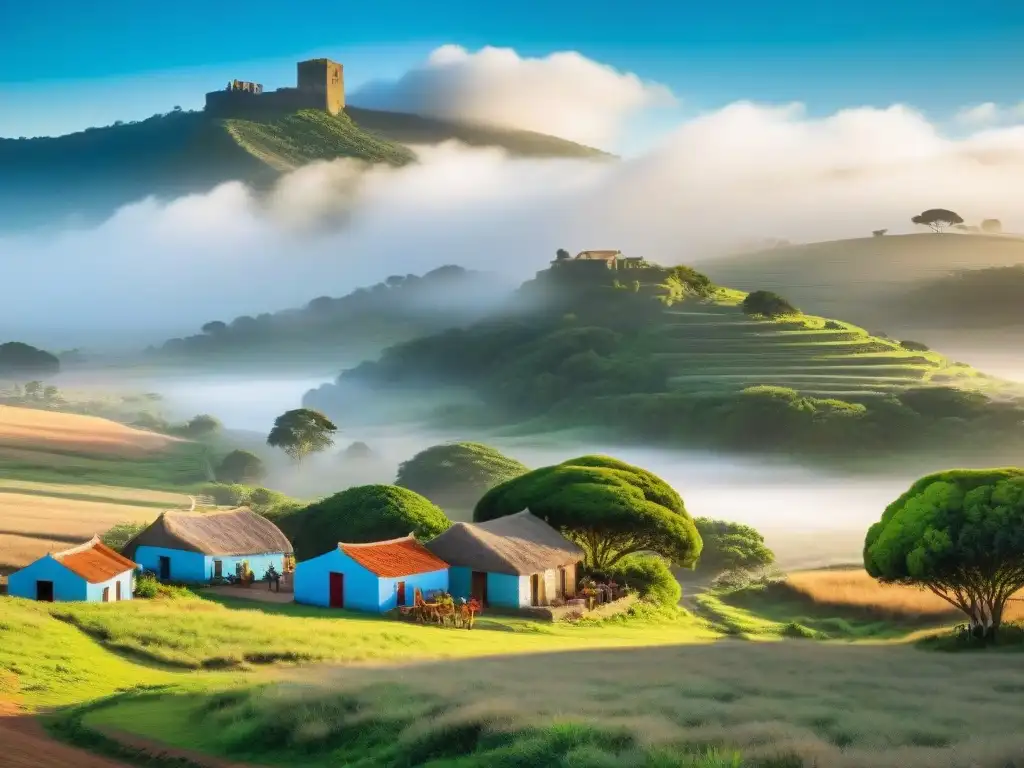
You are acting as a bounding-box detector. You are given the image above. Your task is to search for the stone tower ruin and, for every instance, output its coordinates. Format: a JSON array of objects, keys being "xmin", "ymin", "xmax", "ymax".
[{"xmin": 296, "ymin": 59, "xmax": 345, "ymax": 115}]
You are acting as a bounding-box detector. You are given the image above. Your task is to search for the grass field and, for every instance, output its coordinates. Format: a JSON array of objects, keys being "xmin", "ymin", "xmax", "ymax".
[
  {"xmin": 696, "ymin": 567, "xmax": 1024, "ymax": 641},
  {"xmin": 699, "ymin": 232, "xmax": 1024, "ymax": 336},
  {"xmin": 0, "ymin": 406, "xmax": 212, "ymax": 490},
  {"xmin": 69, "ymin": 629, "xmax": 1024, "ymax": 768},
  {"xmin": 0, "ymin": 406, "xmax": 207, "ymax": 574},
  {"xmin": 5, "ymin": 580, "xmax": 1024, "ymax": 767}
]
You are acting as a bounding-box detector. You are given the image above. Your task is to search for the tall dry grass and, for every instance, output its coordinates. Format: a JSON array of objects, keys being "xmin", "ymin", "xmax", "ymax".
[
  {"xmin": 184, "ymin": 640, "xmax": 1024, "ymax": 767},
  {"xmin": 783, "ymin": 568, "xmax": 1024, "ymax": 622}
]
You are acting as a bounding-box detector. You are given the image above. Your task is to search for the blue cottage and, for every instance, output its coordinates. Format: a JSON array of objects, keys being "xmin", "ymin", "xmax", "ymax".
[
  {"xmin": 424, "ymin": 511, "xmax": 583, "ymax": 609},
  {"xmin": 294, "ymin": 535, "xmax": 449, "ymax": 613},
  {"xmin": 122, "ymin": 507, "xmax": 292, "ymax": 584},
  {"xmin": 7, "ymin": 536, "xmax": 137, "ymax": 602}
]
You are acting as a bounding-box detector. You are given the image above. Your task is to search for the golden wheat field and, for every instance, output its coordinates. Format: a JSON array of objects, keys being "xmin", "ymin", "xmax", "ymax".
[
  {"xmin": 785, "ymin": 567, "xmax": 1024, "ymax": 622},
  {"xmin": 0, "ymin": 405, "xmax": 178, "ymax": 456},
  {"xmin": 278, "ymin": 640, "xmax": 1024, "ymax": 768},
  {"xmin": 0, "ymin": 485, "xmax": 189, "ymax": 572}
]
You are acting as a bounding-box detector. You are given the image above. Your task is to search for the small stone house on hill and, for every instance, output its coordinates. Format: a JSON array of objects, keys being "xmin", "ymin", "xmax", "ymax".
[
  {"xmin": 122, "ymin": 507, "xmax": 292, "ymax": 583},
  {"xmin": 425, "ymin": 511, "xmax": 583, "ymax": 609},
  {"xmin": 8, "ymin": 536, "xmax": 137, "ymax": 602},
  {"xmin": 293, "ymin": 535, "xmax": 449, "ymax": 613}
]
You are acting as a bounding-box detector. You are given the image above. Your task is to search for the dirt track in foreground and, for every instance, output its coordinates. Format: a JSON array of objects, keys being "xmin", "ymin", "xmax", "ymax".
[{"xmin": 0, "ymin": 711, "xmax": 130, "ymax": 768}]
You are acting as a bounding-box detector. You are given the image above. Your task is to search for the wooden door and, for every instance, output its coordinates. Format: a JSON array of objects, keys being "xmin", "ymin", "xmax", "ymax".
[
  {"xmin": 158, "ymin": 556, "xmax": 171, "ymax": 581},
  {"xmin": 36, "ymin": 580, "xmax": 54, "ymax": 602},
  {"xmin": 329, "ymin": 572, "xmax": 344, "ymax": 608},
  {"xmin": 115, "ymin": 581, "xmax": 122, "ymax": 601},
  {"xmin": 470, "ymin": 571, "xmax": 488, "ymax": 607},
  {"xmin": 396, "ymin": 581, "xmax": 406, "ymax": 606},
  {"xmin": 558, "ymin": 567, "xmax": 566, "ymax": 598},
  {"xmin": 214, "ymin": 560, "xmax": 223, "ymax": 579},
  {"xmin": 530, "ymin": 574, "xmax": 540, "ymax": 606},
  {"xmin": 102, "ymin": 587, "xmax": 110, "ymax": 602}
]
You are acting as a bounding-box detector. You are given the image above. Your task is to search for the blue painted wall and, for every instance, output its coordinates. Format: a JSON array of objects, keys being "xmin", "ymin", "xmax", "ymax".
[
  {"xmin": 85, "ymin": 569, "xmax": 135, "ymax": 602},
  {"xmin": 294, "ymin": 548, "xmax": 449, "ymax": 613},
  {"xmin": 206, "ymin": 553, "xmax": 285, "ymax": 582},
  {"xmin": 8, "ymin": 556, "xmax": 87, "ymax": 601},
  {"xmin": 448, "ymin": 566, "xmax": 472, "ymax": 601},
  {"xmin": 294, "ymin": 549, "xmax": 379, "ymax": 611},
  {"xmin": 378, "ymin": 569, "xmax": 448, "ymax": 612},
  {"xmin": 488, "ymin": 572, "xmax": 529, "ymax": 608},
  {"xmin": 134, "ymin": 546, "xmax": 286, "ymax": 583},
  {"xmin": 134, "ymin": 545, "xmax": 207, "ymax": 582}
]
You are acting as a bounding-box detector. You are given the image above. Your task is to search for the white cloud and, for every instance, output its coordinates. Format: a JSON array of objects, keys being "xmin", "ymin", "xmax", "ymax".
[
  {"xmin": 4, "ymin": 95, "xmax": 1024, "ymax": 350},
  {"xmin": 954, "ymin": 101, "xmax": 1024, "ymax": 127},
  {"xmin": 350, "ymin": 45, "xmax": 675, "ymax": 147}
]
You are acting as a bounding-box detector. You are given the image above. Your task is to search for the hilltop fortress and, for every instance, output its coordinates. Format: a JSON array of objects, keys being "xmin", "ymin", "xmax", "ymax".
[{"xmin": 205, "ymin": 58, "xmax": 344, "ymax": 118}]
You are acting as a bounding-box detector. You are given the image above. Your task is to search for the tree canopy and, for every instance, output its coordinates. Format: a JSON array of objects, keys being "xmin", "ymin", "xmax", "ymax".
[
  {"xmin": 981, "ymin": 218, "xmax": 1002, "ymax": 234},
  {"xmin": 864, "ymin": 468, "xmax": 1024, "ymax": 638},
  {"xmin": 741, "ymin": 290, "xmax": 798, "ymax": 318},
  {"xmin": 266, "ymin": 408, "xmax": 337, "ymax": 462},
  {"xmin": 395, "ymin": 442, "xmax": 530, "ymax": 510},
  {"xmin": 693, "ymin": 518, "xmax": 775, "ymax": 574},
  {"xmin": 473, "ymin": 454, "xmax": 702, "ymax": 570},
  {"xmin": 279, "ymin": 484, "xmax": 451, "ymax": 560},
  {"xmin": 343, "ymin": 441, "xmax": 375, "ymax": 460},
  {"xmin": 215, "ymin": 450, "xmax": 267, "ymax": 484},
  {"xmin": 183, "ymin": 414, "xmax": 221, "ymax": 437},
  {"xmin": 911, "ymin": 208, "xmax": 963, "ymax": 233},
  {"xmin": 0, "ymin": 341, "xmax": 60, "ymax": 377}
]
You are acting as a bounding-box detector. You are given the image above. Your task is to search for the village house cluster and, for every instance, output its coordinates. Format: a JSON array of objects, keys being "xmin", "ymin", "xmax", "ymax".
[{"xmin": 7, "ymin": 507, "xmax": 590, "ymax": 615}]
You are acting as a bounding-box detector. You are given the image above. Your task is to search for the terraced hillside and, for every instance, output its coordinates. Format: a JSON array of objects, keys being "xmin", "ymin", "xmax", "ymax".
[
  {"xmin": 646, "ymin": 307, "xmax": 981, "ymax": 400},
  {"xmin": 307, "ymin": 263, "xmax": 1023, "ymax": 461}
]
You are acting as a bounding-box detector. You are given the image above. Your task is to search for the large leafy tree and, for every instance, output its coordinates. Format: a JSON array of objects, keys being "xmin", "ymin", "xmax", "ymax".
[
  {"xmin": 279, "ymin": 484, "xmax": 451, "ymax": 559},
  {"xmin": 474, "ymin": 455, "xmax": 701, "ymax": 570},
  {"xmin": 266, "ymin": 408, "xmax": 337, "ymax": 462},
  {"xmin": 694, "ymin": 518, "xmax": 775, "ymax": 574},
  {"xmin": 396, "ymin": 442, "xmax": 529, "ymax": 510},
  {"xmin": 864, "ymin": 468, "xmax": 1024, "ymax": 639}
]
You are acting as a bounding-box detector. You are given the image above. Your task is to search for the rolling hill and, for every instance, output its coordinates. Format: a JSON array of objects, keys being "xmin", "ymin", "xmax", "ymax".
[
  {"xmin": 0, "ymin": 107, "xmax": 609, "ymax": 230},
  {"xmin": 696, "ymin": 233, "xmax": 1024, "ymax": 335},
  {"xmin": 304, "ymin": 259, "xmax": 1024, "ymax": 464}
]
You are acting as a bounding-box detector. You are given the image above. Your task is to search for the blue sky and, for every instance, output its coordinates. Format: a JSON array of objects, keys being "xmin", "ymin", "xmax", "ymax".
[{"xmin": 3, "ymin": 0, "xmax": 1024, "ymax": 147}]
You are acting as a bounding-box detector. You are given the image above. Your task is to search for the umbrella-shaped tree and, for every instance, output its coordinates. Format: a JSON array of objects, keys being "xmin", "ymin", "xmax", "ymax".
[
  {"xmin": 864, "ymin": 468, "xmax": 1024, "ymax": 640},
  {"xmin": 267, "ymin": 408, "xmax": 337, "ymax": 463},
  {"xmin": 474, "ymin": 455, "xmax": 701, "ymax": 570}
]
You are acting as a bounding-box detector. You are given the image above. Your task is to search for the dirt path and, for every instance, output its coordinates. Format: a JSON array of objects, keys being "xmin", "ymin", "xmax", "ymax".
[{"xmin": 0, "ymin": 706, "xmax": 130, "ymax": 768}]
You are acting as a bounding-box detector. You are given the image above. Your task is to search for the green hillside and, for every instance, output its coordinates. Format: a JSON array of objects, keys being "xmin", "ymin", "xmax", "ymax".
[
  {"xmin": 305, "ymin": 261, "xmax": 1024, "ymax": 463},
  {"xmin": 698, "ymin": 233, "xmax": 1024, "ymax": 333},
  {"xmin": 0, "ymin": 107, "xmax": 607, "ymax": 230}
]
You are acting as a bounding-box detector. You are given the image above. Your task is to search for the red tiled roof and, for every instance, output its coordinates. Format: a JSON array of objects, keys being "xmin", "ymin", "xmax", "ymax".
[
  {"xmin": 54, "ymin": 536, "xmax": 137, "ymax": 583},
  {"xmin": 340, "ymin": 535, "xmax": 449, "ymax": 577}
]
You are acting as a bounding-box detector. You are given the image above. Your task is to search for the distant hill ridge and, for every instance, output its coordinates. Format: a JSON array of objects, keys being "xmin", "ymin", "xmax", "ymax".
[{"xmin": 0, "ymin": 107, "xmax": 609, "ymax": 230}]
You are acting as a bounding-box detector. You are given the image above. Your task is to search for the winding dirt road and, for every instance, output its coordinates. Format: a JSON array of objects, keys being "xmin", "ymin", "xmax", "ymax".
[{"xmin": 0, "ymin": 704, "xmax": 129, "ymax": 768}]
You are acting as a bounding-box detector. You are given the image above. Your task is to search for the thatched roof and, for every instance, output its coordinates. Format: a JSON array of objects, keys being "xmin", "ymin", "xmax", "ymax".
[
  {"xmin": 424, "ymin": 510, "xmax": 583, "ymax": 575},
  {"xmin": 340, "ymin": 535, "xmax": 449, "ymax": 577},
  {"xmin": 52, "ymin": 536, "xmax": 137, "ymax": 583},
  {"xmin": 122, "ymin": 508, "xmax": 293, "ymax": 559}
]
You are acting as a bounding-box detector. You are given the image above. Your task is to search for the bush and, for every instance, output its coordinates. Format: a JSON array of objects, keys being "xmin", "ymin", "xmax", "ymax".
[
  {"xmin": 214, "ymin": 450, "xmax": 267, "ymax": 484},
  {"xmin": 100, "ymin": 521, "xmax": 148, "ymax": 553},
  {"xmin": 741, "ymin": 290, "xmax": 798, "ymax": 318},
  {"xmin": 280, "ymin": 484, "xmax": 451, "ymax": 560},
  {"xmin": 595, "ymin": 554, "xmax": 681, "ymax": 606},
  {"xmin": 693, "ymin": 518, "xmax": 775, "ymax": 575},
  {"xmin": 899, "ymin": 339, "xmax": 930, "ymax": 352},
  {"xmin": 133, "ymin": 571, "xmax": 196, "ymax": 600},
  {"xmin": 395, "ymin": 442, "xmax": 529, "ymax": 510}
]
